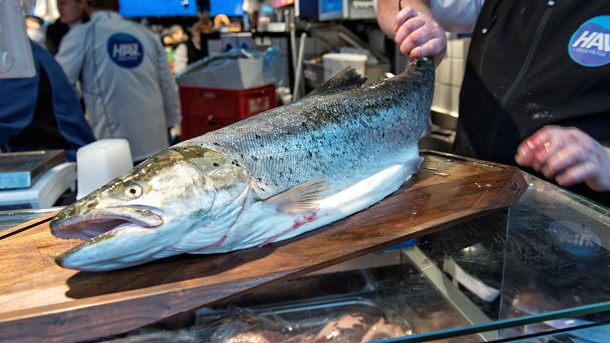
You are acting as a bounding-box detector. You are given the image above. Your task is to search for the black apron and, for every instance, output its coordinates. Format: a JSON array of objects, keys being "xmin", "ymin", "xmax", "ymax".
[{"xmin": 454, "ymin": 0, "xmax": 610, "ymax": 207}]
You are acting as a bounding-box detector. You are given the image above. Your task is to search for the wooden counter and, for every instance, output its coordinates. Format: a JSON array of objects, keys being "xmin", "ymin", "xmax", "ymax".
[{"xmin": 0, "ymin": 151, "xmax": 527, "ymax": 342}]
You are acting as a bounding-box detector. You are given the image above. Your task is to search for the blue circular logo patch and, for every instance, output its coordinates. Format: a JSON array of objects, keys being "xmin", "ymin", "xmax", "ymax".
[
  {"xmin": 568, "ymin": 16, "xmax": 610, "ymax": 67},
  {"xmin": 107, "ymin": 33, "xmax": 143, "ymax": 68}
]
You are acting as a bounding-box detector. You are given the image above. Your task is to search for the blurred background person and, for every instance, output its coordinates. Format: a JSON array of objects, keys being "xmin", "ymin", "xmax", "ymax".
[
  {"xmin": 54, "ymin": 0, "xmax": 181, "ymax": 163},
  {"xmin": 242, "ymin": 0, "xmax": 261, "ymax": 32},
  {"xmin": 25, "ymin": 15, "xmax": 47, "ymax": 49},
  {"xmin": 0, "ymin": 42, "xmax": 95, "ymax": 161},
  {"xmin": 213, "ymin": 14, "xmax": 230, "ymax": 32},
  {"xmin": 162, "ymin": 24, "xmax": 187, "ymax": 75},
  {"xmin": 33, "ymin": 0, "xmax": 59, "ymax": 23},
  {"xmin": 46, "ymin": 0, "xmax": 89, "ymax": 55},
  {"xmin": 178, "ymin": 13, "xmax": 214, "ymax": 69}
]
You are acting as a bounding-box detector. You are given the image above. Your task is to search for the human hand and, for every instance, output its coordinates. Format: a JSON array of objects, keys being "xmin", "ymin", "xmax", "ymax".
[
  {"xmin": 515, "ymin": 125, "xmax": 610, "ymax": 192},
  {"xmin": 393, "ymin": 6, "xmax": 447, "ymax": 66}
]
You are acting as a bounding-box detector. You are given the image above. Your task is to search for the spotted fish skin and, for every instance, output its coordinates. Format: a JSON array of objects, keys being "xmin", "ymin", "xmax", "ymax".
[
  {"xmin": 49, "ymin": 59, "xmax": 434, "ymax": 271},
  {"xmin": 182, "ymin": 58, "xmax": 434, "ymax": 198}
]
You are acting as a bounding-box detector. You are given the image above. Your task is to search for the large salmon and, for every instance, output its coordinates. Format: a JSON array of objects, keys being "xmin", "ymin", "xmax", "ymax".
[{"xmin": 50, "ymin": 58, "xmax": 434, "ymax": 271}]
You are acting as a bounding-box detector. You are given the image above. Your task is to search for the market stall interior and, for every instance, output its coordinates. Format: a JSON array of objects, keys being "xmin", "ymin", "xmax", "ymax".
[
  {"xmin": 1, "ymin": 0, "xmax": 609, "ymax": 342},
  {"xmin": 1, "ymin": 0, "xmax": 457, "ymax": 209}
]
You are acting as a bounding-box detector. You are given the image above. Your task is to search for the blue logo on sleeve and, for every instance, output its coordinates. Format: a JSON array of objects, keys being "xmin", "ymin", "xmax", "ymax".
[
  {"xmin": 568, "ymin": 16, "xmax": 610, "ymax": 67},
  {"xmin": 107, "ymin": 33, "xmax": 144, "ymax": 68}
]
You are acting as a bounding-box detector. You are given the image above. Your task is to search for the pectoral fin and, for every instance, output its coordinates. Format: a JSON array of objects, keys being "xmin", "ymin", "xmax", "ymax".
[{"xmin": 266, "ymin": 180, "xmax": 330, "ymax": 214}]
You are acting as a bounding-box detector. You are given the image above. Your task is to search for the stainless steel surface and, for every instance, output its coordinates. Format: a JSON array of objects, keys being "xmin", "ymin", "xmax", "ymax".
[
  {"xmin": 403, "ymin": 246, "xmax": 495, "ymax": 341},
  {"xmin": 0, "ymin": 208, "xmax": 57, "ymax": 232},
  {"xmin": 0, "ymin": 150, "xmax": 65, "ymax": 189}
]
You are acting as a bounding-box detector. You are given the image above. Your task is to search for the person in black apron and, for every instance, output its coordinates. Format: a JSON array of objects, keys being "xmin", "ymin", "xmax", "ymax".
[{"xmin": 376, "ymin": 0, "xmax": 610, "ymax": 207}]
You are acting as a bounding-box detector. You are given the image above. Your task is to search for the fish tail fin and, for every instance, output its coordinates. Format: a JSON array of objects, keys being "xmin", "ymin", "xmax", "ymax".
[{"xmin": 405, "ymin": 157, "xmax": 424, "ymax": 177}]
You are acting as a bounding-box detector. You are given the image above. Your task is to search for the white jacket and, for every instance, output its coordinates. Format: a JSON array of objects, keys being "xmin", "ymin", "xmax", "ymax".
[
  {"xmin": 430, "ymin": 0, "xmax": 484, "ymax": 33},
  {"xmin": 374, "ymin": 0, "xmax": 484, "ymax": 33},
  {"xmin": 56, "ymin": 11, "xmax": 181, "ymax": 161}
]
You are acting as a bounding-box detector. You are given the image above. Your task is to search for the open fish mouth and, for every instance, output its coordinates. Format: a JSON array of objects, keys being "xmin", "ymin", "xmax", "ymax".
[{"xmin": 50, "ymin": 206, "xmax": 164, "ymax": 241}]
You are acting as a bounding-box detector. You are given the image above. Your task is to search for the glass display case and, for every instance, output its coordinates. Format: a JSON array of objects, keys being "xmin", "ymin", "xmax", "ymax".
[{"xmin": 2, "ymin": 173, "xmax": 609, "ymax": 342}]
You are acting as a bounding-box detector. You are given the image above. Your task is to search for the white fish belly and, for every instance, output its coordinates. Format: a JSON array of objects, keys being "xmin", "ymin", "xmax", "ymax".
[{"xmin": 201, "ymin": 156, "xmax": 423, "ymax": 253}]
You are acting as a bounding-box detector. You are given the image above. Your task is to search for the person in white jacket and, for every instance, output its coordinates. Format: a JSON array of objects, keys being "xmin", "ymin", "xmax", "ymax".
[{"xmin": 55, "ymin": 0, "xmax": 181, "ymax": 162}]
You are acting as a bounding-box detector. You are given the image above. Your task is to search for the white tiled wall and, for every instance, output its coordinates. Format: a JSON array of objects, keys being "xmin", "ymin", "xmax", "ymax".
[{"xmin": 431, "ymin": 35, "xmax": 470, "ymax": 118}]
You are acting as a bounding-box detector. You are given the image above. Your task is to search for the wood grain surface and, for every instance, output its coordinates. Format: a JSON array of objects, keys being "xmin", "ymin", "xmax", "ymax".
[{"xmin": 0, "ymin": 152, "xmax": 527, "ymax": 342}]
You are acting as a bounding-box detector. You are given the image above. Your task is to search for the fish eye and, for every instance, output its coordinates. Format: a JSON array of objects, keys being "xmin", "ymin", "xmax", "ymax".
[{"xmin": 125, "ymin": 184, "xmax": 143, "ymax": 199}]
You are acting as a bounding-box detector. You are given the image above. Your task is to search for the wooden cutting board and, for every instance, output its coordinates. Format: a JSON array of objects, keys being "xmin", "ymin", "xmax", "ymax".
[{"xmin": 0, "ymin": 151, "xmax": 527, "ymax": 342}]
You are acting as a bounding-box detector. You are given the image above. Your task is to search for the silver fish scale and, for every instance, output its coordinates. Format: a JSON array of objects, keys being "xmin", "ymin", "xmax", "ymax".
[{"xmin": 180, "ymin": 59, "xmax": 434, "ymax": 199}]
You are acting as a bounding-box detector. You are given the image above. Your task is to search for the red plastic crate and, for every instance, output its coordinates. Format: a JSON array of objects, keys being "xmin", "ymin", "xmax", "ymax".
[
  {"xmin": 179, "ymin": 84, "xmax": 277, "ymax": 120},
  {"xmin": 181, "ymin": 115, "xmax": 239, "ymax": 140}
]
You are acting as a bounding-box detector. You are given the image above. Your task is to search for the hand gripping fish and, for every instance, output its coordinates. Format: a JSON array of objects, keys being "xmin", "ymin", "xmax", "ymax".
[{"xmin": 50, "ymin": 58, "xmax": 434, "ymax": 271}]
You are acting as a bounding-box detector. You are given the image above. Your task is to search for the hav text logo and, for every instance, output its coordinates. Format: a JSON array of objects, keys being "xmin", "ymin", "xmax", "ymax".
[
  {"xmin": 107, "ymin": 33, "xmax": 144, "ymax": 68},
  {"xmin": 569, "ymin": 16, "xmax": 610, "ymax": 67}
]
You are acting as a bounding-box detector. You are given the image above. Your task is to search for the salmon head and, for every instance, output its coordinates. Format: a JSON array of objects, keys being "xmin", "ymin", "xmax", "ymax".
[{"xmin": 50, "ymin": 146, "xmax": 250, "ymax": 271}]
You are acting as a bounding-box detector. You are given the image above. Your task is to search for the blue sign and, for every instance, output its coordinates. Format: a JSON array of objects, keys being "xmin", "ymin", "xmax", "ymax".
[
  {"xmin": 568, "ymin": 15, "xmax": 610, "ymax": 67},
  {"xmin": 119, "ymin": 0, "xmax": 197, "ymax": 17},
  {"xmin": 210, "ymin": 0, "xmax": 244, "ymax": 16},
  {"xmin": 107, "ymin": 33, "xmax": 143, "ymax": 69}
]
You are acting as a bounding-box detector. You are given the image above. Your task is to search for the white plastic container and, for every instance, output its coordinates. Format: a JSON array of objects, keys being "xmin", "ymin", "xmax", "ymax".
[
  {"xmin": 76, "ymin": 139, "xmax": 133, "ymax": 199},
  {"xmin": 322, "ymin": 53, "xmax": 368, "ymax": 81}
]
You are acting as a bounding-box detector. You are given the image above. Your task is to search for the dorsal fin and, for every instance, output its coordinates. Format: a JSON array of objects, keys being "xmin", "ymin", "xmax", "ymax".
[{"xmin": 303, "ymin": 66, "xmax": 368, "ymax": 98}]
